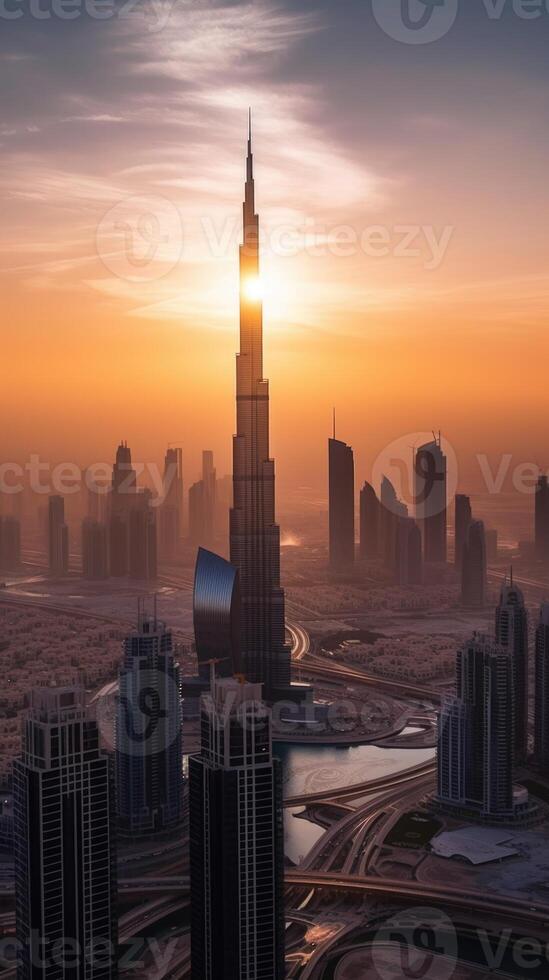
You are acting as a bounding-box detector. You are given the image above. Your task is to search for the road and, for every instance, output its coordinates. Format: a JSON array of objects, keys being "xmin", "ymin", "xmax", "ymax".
[
  {"xmin": 284, "ymin": 870, "xmax": 549, "ymax": 929},
  {"xmin": 284, "ymin": 758, "xmax": 436, "ymax": 808},
  {"xmin": 296, "ymin": 653, "xmax": 440, "ymax": 703}
]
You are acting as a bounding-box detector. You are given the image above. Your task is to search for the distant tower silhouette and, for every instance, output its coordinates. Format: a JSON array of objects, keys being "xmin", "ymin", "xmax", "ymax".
[
  {"xmin": 395, "ymin": 517, "xmax": 423, "ymax": 586},
  {"xmin": 535, "ymin": 475, "xmax": 549, "ymax": 562},
  {"xmin": 328, "ymin": 419, "xmax": 355, "ymax": 570},
  {"xmin": 0, "ymin": 515, "xmax": 21, "ymax": 571},
  {"xmin": 189, "ymin": 451, "xmax": 217, "ymax": 551},
  {"xmin": 454, "ymin": 493, "xmax": 472, "ymax": 570},
  {"xmin": 415, "ymin": 435, "xmax": 447, "ymax": 563},
  {"xmin": 48, "ymin": 495, "xmax": 68, "ymax": 576},
  {"xmin": 461, "ymin": 520, "xmax": 487, "ymax": 607},
  {"xmin": 82, "ymin": 517, "xmax": 109, "ymax": 579},
  {"xmin": 359, "ymin": 482, "xmax": 380, "ymax": 559},
  {"xmin": 379, "ymin": 475, "xmax": 407, "ymax": 568},
  {"xmin": 109, "ymin": 441, "xmax": 137, "ymax": 576},
  {"xmin": 159, "ymin": 447, "xmax": 183, "ymax": 559}
]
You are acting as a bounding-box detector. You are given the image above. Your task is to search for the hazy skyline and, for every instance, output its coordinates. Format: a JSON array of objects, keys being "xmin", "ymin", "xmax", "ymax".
[{"xmin": 3, "ymin": 1, "xmax": 549, "ymax": 492}]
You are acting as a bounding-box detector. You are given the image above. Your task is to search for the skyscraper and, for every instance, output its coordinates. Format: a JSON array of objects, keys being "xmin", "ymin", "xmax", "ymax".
[
  {"xmin": 0, "ymin": 515, "xmax": 21, "ymax": 570},
  {"xmin": 454, "ymin": 493, "xmax": 472, "ymax": 570},
  {"xmin": 359, "ymin": 481, "xmax": 380, "ymax": 559},
  {"xmin": 437, "ymin": 637, "xmax": 522, "ymax": 819},
  {"xmin": 14, "ymin": 687, "xmax": 117, "ymax": 979},
  {"xmin": 379, "ymin": 475, "xmax": 407, "ymax": 568},
  {"xmin": 394, "ymin": 517, "xmax": 423, "ymax": 586},
  {"xmin": 47, "ymin": 495, "xmax": 68, "ymax": 576},
  {"xmin": 495, "ymin": 577, "xmax": 528, "ymax": 762},
  {"xmin": 189, "ymin": 451, "xmax": 217, "ymax": 551},
  {"xmin": 116, "ymin": 603, "xmax": 183, "ymax": 835},
  {"xmin": 229, "ymin": 116, "xmax": 290, "ymax": 700},
  {"xmin": 128, "ymin": 491, "xmax": 157, "ymax": 580},
  {"xmin": 81, "ymin": 517, "xmax": 109, "ymax": 580},
  {"xmin": 415, "ymin": 436, "xmax": 447, "ymax": 563},
  {"xmin": 190, "ymin": 676, "xmax": 284, "ymax": 980},
  {"xmin": 535, "ymin": 474, "xmax": 549, "ymax": 562},
  {"xmin": 437, "ymin": 695, "xmax": 467, "ymax": 806},
  {"xmin": 159, "ymin": 447, "xmax": 183, "ymax": 559},
  {"xmin": 328, "ymin": 428, "xmax": 355, "ymax": 571},
  {"xmin": 461, "ymin": 519, "xmax": 487, "ymax": 607},
  {"xmin": 457, "ymin": 636, "xmax": 515, "ymax": 816},
  {"xmin": 109, "ymin": 441, "xmax": 136, "ymax": 576},
  {"xmin": 534, "ymin": 602, "xmax": 549, "ymax": 771},
  {"xmin": 193, "ymin": 547, "xmax": 241, "ymax": 680}
]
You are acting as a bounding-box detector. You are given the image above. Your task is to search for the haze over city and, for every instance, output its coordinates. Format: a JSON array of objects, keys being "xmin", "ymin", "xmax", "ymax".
[{"xmin": 3, "ymin": 1, "xmax": 549, "ymax": 493}]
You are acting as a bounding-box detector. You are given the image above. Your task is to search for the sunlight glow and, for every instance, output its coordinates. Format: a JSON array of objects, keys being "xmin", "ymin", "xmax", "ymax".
[{"xmin": 243, "ymin": 276, "xmax": 264, "ymax": 303}]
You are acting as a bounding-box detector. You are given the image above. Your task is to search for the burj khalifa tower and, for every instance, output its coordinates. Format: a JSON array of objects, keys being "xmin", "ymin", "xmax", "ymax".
[{"xmin": 229, "ymin": 115, "xmax": 291, "ymax": 701}]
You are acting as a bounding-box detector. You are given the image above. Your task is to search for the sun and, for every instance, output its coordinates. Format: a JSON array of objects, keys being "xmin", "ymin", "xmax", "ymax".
[{"xmin": 243, "ymin": 276, "xmax": 263, "ymax": 303}]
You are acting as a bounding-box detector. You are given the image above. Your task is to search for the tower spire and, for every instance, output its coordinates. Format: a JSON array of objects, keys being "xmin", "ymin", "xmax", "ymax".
[{"xmin": 246, "ymin": 107, "xmax": 253, "ymax": 183}]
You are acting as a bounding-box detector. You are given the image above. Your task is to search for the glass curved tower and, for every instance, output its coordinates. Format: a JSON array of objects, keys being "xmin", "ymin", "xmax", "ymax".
[
  {"xmin": 229, "ymin": 115, "xmax": 290, "ymax": 700},
  {"xmin": 193, "ymin": 547, "xmax": 241, "ymax": 679}
]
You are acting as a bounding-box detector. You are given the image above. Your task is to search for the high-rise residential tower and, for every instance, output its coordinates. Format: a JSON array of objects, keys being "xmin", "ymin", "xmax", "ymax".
[
  {"xmin": 229, "ymin": 116, "xmax": 290, "ymax": 700},
  {"xmin": 14, "ymin": 687, "xmax": 117, "ymax": 980},
  {"xmin": 328, "ymin": 426, "xmax": 355, "ymax": 570},
  {"xmin": 461, "ymin": 519, "xmax": 487, "ymax": 607},
  {"xmin": 190, "ymin": 676, "xmax": 284, "ymax": 980},
  {"xmin": 495, "ymin": 577, "xmax": 528, "ymax": 762},
  {"xmin": 437, "ymin": 637, "xmax": 527, "ymax": 819},
  {"xmin": 457, "ymin": 637, "xmax": 515, "ymax": 816},
  {"xmin": 415, "ymin": 435, "xmax": 447, "ymax": 563},
  {"xmin": 454, "ymin": 493, "xmax": 472, "ymax": 570},
  {"xmin": 535, "ymin": 475, "xmax": 549, "ymax": 562},
  {"xmin": 359, "ymin": 481, "xmax": 380, "ymax": 559},
  {"xmin": 116, "ymin": 603, "xmax": 183, "ymax": 835},
  {"xmin": 535, "ymin": 602, "xmax": 549, "ymax": 771}
]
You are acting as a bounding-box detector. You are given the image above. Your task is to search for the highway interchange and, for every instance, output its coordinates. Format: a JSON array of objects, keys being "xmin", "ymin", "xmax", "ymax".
[{"xmin": 3, "ymin": 556, "xmax": 549, "ymax": 977}]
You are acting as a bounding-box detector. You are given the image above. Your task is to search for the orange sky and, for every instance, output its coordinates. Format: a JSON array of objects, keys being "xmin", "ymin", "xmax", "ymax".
[{"xmin": 2, "ymin": 1, "xmax": 549, "ymax": 497}]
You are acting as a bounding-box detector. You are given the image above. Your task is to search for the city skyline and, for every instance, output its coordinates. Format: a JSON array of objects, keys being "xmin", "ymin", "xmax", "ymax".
[{"xmin": 3, "ymin": 7, "xmax": 549, "ymax": 978}]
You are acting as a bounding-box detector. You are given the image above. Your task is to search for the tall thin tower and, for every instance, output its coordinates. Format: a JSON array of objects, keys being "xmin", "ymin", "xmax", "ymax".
[{"xmin": 229, "ymin": 114, "xmax": 290, "ymax": 700}]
